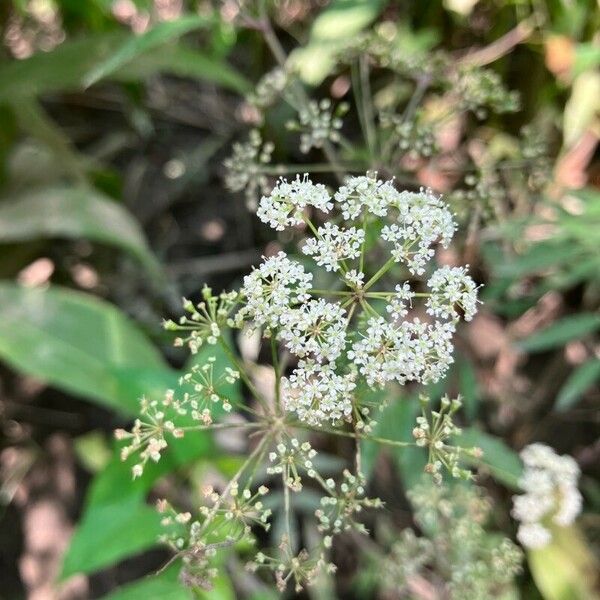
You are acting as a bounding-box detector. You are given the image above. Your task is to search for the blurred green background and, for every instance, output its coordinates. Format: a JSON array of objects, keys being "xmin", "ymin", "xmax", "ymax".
[{"xmin": 0, "ymin": 1, "xmax": 598, "ymax": 598}]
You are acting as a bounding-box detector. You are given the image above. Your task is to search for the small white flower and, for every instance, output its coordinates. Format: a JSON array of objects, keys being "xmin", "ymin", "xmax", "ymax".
[
  {"xmin": 257, "ymin": 174, "xmax": 332, "ymax": 231},
  {"xmin": 236, "ymin": 252, "xmax": 313, "ymax": 329},
  {"xmin": 302, "ymin": 223, "xmax": 364, "ymax": 272},
  {"xmin": 282, "ymin": 360, "xmax": 355, "ymax": 426},
  {"xmin": 344, "ymin": 269, "xmax": 365, "ymax": 289},
  {"xmin": 386, "ymin": 282, "xmax": 415, "ymax": 320},
  {"xmin": 426, "ymin": 265, "xmax": 479, "ymax": 322},
  {"xmin": 279, "ymin": 298, "xmax": 347, "ymax": 362}
]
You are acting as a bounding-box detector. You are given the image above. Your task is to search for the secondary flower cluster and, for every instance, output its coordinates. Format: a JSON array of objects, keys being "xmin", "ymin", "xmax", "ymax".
[
  {"xmin": 237, "ymin": 173, "xmax": 479, "ymax": 426},
  {"xmin": 511, "ymin": 443, "xmax": 582, "ymax": 549}
]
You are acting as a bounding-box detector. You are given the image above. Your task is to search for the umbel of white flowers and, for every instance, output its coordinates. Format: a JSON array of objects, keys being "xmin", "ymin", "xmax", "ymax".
[
  {"xmin": 245, "ymin": 173, "xmax": 479, "ymax": 425},
  {"xmin": 511, "ymin": 443, "xmax": 582, "ymax": 548}
]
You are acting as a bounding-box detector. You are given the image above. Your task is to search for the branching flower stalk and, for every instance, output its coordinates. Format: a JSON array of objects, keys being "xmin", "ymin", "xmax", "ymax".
[{"xmin": 118, "ymin": 168, "xmax": 484, "ymax": 592}]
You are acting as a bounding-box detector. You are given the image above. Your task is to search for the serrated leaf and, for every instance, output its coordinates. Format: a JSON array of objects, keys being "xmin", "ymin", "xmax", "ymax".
[
  {"xmin": 555, "ymin": 359, "xmax": 600, "ymax": 411},
  {"xmin": 518, "ymin": 314, "xmax": 600, "ymax": 353},
  {"xmin": 0, "ymin": 283, "xmax": 173, "ymax": 415},
  {"xmin": 0, "ymin": 186, "xmax": 163, "ymax": 279},
  {"xmin": 457, "ymin": 428, "xmax": 523, "ymax": 489}
]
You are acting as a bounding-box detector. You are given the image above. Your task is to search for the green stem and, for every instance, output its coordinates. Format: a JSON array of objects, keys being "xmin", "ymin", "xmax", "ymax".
[
  {"xmin": 219, "ymin": 337, "xmax": 271, "ymax": 415},
  {"xmin": 363, "ymin": 256, "xmax": 396, "ymax": 291},
  {"xmin": 271, "ymin": 335, "xmax": 282, "ymax": 415}
]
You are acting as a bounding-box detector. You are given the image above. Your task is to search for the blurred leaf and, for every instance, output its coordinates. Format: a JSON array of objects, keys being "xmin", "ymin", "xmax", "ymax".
[
  {"xmin": 292, "ymin": 0, "xmax": 389, "ymax": 84},
  {"xmin": 119, "ymin": 44, "xmax": 250, "ymax": 93},
  {"xmin": 457, "ymin": 357, "xmax": 479, "ymax": 420},
  {"xmin": 61, "ymin": 497, "xmax": 164, "ymax": 579},
  {"xmin": 74, "ymin": 431, "xmax": 112, "ymax": 473},
  {"xmin": 518, "ymin": 314, "xmax": 600, "ymax": 353},
  {"xmin": 10, "ymin": 98, "xmax": 88, "ymax": 182},
  {"xmin": 361, "ymin": 392, "xmax": 426, "ymax": 489},
  {"xmin": 0, "ymin": 283, "xmax": 173, "ymax": 414},
  {"xmin": 493, "ymin": 241, "xmax": 581, "ymax": 278},
  {"xmin": 458, "ymin": 428, "xmax": 523, "ymax": 489},
  {"xmin": 0, "ymin": 29, "xmax": 248, "ymax": 101},
  {"xmin": 528, "ymin": 524, "xmax": 599, "ymax": 600},
  {"xmin": 574, "ymin": 43, "xmax": 600, "ymax": 76},
  {"xmin": 563, "ymin": 71, "xmax": 600, "ymax": 148},
  {"xmin": 555, "ymin": 359, "xmax": 600, "ymax": 411},
  {"xmin": 0, "ymin": 186, "xmax": 163, "ymax": 279},
  {"xmin": 82, "ymin": 14, "xmax": 213, "ymax": 87},
  {"xmin": 99, "ymin": 564, "xmax": 192, "ymax": 600}
]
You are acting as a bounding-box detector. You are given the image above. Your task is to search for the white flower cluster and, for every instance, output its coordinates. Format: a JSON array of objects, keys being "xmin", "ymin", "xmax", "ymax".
[
  {"xmin": 236, "ymin": 251, "xmax": 312, "ymax": 330},
  {"xmin": 224, "ymin": 130, "xmax": 273, "ymax": 207},
  {"xmin": 381, "ymin": 189, "xmax": 456, "ymax": 275},
  {"xmin": 302, "ymin": 223, "xmax": 364, "ymax": 272},
  {"xmin": 282, "ymin": 361, "xmax": 356, "ymax": 426},
  {"xmin": 512, "ymin": 443, "xmax": 582, "ymax": 549},
  {"xmin": 279, "ymin": 298, "xmax": 347, "ymax": 361},
  {"xmin": 238, "ymin": 173, "xmax": 478, "ymax": 425},
  {"xmin": 348, "ymin": 317, "xmax": 455, "ymax": 389},
  {"xmin": 426, "ymin": 265, "xmax": 479, "ymax": 322},
  {"xmin": 334, "ymin": 174, "xmax": 399, "ymax": 220},
  {"xmin": 257, "ymin": 175, "xmax": 332, "ymax": 231},
  {"xmin": 287, "ymin": 98, "xmax": 345, "ymax": 154}
]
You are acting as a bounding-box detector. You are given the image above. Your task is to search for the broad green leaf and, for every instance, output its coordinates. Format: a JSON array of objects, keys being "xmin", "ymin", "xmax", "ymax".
[
  {"xmin": 518, "ymin": 313, "xmax": 600, "ymax": 353},
  {"xmin": 61, "ymin": 497, "xmax": 164, "ymax": 579},
  {"xmin": 82, "ymin": 15, "xmax": 213, "ymax": 86},
  {"xmin": 555, "ymin": 359, "xmax": 600, "ymax": 411},
  {"xmin": 528, "ymin": 524, "xmax": 599, "ymax": 600},
  {"xmin": 0, "ymin": 283, "xmax": 173, "ymax": 414},
  {"xmin": 458, "ymin": 428, "xmax": 522, "ymax": 489},
  {"xmin": 0, "ymin": 186, "xmax": 163, "ymax": 279},
  {"xmin": 99, "ymin": 564, "xmax": 192, "ymax": 600},
  {"xmin": 292, "ymin": 0, "xmax": 389, "ymax": 84}
]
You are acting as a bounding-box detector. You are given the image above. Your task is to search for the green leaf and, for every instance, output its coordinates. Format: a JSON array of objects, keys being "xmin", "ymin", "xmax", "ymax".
[
  {"xmin": 458, "ymin": 428, "xmax": 523, "ymax": 489},
  {"xmin": 0, "ymin": 186, "xmax": 163, "ymax": 279},
  {"xmin": 61, "ymin": 497, "xmax": 164, "ymax": 579},
  {"xmin": 82, "ymin": 15, "xmax": 213, "ymax": 87},
  {"xmin": 292, "ymin": 0, "xmax": 389, "ymax": 84},
  {"xmin": 0, "ymin": 30, "xmax": 248, "ymax": 102},
  {"xmin": 0, "ymin": 283, "xmax": 173, "ymax": 414},
  {"xmin": 518, "ymin": 314, "xmax": 600, "ymax": 353},
  {"xmin": 361, "ymin": 393, "xmax": 425, "ymax": 489},
  {"xmin": 574, "ymin": 43, "xmax": 600, "ymax": 76},
  {"xmin": 117, "ymin": 44, "xmax": 250, "ymax": 94},
  {"xmin": 99, "ymin": 564, "xmax": 192, "ymax": 600},
  {"xmin": 528, "ymin": 524, "xmax": 599, "ymax": 600},
  {"xmin": 555, "ymin": 359, "xmax": 600, "ymax": 411}
]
